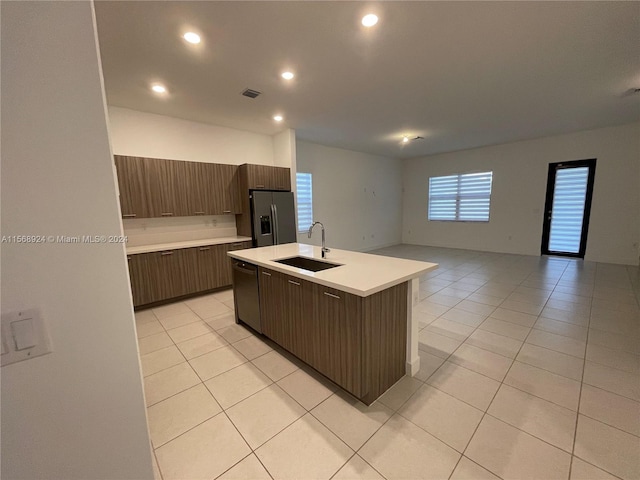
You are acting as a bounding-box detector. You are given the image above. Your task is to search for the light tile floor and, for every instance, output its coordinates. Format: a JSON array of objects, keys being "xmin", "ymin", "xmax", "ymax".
[{"xmin": 135, "ymin": 245, "xmax": 640, "ymax": 480}]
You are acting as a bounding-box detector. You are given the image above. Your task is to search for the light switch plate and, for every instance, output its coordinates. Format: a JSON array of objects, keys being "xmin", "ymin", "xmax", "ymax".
[{"xmin": 1, "ymin": 308, "xmax": 52, "ymax": 366}]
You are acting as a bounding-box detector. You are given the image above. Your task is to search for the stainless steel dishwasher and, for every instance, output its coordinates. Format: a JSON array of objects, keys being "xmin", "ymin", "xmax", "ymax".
[{"xmin": 232, "ymin": 260, "xmax": 262, "ymax": 333}]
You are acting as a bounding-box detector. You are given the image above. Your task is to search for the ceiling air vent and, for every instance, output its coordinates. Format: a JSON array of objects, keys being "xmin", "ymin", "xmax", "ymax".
[{"xmin": 241, "ymin": 88, "xmax": 262, "ymax": 99}]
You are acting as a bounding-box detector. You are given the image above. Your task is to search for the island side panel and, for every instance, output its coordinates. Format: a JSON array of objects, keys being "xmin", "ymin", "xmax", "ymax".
[
  {"xmin": 407, "ymin": 277, "xmax": 420, "ymax": 375},
  {"xmin": 361, "ymin": 281, "xmax": 408, "ymax": 405}
]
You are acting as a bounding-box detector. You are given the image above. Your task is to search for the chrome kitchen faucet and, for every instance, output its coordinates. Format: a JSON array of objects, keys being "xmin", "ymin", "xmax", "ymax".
[{"xmin": 308, "ymin": 221, "xmax": 330, "ymax": 258}]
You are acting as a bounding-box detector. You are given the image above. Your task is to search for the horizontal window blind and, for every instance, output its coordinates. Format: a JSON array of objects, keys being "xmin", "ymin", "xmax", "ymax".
[
  {"xmin": 296, "ymin": 172, "xmax": 313, "ymax": 232},
  {"xmin": 428, "ymin": 172, "xmax": 492, "ymax": 222},
  {"xmin": 548, "ymin": 167, "xmax": 589, "ymax": 253}
]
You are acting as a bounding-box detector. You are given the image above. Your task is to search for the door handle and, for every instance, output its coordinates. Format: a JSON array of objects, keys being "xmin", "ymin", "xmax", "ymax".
[
  {"xmin": 323, "ymin": 292, "xmax": 341, "ymax": 299},
  {"xmin": 262, "ymin": 271, "xmax": 272, "ymax": 276},
  {"xmin": 288, "ymin": 280, "xmax": 301, "ymax": 286},
  {"xmin": 273, "ymin": 204, "xmax": 279, "ymax": 244},
  {"xmin": 270, "ymin": 204, "xmax": 278, "ymax": 245}
]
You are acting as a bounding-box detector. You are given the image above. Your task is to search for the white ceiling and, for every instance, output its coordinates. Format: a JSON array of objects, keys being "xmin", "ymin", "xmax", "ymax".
[{"xmin": 95, "ymin": 1, "xmax": 640, "ymax": 159}]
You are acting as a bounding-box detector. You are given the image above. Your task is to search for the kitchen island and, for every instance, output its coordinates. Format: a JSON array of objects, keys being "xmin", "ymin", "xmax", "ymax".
[{"xmin": 228, "ymin": 243, "xmax": 437, "ymax": 404}]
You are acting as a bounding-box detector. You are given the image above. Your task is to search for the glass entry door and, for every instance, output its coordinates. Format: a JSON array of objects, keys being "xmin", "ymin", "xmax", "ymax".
[{"xmin": 541, "ymin": 159, "xmax": 596, "ymax": 258}]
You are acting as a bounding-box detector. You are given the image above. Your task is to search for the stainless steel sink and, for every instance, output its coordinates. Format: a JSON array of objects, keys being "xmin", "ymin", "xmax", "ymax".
[{"xmin": 274, "ymin": 256, "xmax": 342, "ymax": 272}]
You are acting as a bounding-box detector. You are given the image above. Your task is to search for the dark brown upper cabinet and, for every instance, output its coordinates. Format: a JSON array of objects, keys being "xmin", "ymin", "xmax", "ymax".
[
  {"xmin": 114, "ymin": 156, "xmax": 152, "ymax": 218},
  {"xmin": 145, "ymin": 158, "xmax": 189, "ymax": 217},
  {"xmin": 213, "ymin": 164, "xmax": 241, "ymax": 214},
  {"xmin": 240, "ymin": 164, "xmax": 291, "ymax": 191},
  {"xmin": 114, "ymin": 155, "xmax": 241, "ymax": 218}
]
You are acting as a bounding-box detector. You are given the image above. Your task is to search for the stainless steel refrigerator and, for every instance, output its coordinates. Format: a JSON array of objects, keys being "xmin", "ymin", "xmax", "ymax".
[{"xmin": 250, "ymin": 190, "xmax": 297, "ymax": 247}]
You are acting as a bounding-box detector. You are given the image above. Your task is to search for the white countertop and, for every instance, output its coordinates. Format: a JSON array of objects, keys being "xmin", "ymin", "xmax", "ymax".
[
  {"xmin": 228, "ymin": 243, "xmax": 438, "ymax": 297},
  {"xmin": 127, "ymin": 236, "xmax": 252, "ymax": 254}
]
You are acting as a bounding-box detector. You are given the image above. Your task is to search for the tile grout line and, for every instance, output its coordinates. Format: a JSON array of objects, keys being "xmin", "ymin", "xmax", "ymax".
[
  {"xmin": 452, "ymin": 261, "xmax": 573, "ymax": 480},
  {"xmin": 567, "ymin": 262, "xmax": 594, "ymax": 480}
]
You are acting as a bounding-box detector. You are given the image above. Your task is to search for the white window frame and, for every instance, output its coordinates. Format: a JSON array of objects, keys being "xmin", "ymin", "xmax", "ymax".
[
  {"xmin": 296, "ymin": 172, "xmax": 313, "ymax": 232},
  {"xmin": 428, "ymin": 171, "xmax": 493, "ymax": 222}
]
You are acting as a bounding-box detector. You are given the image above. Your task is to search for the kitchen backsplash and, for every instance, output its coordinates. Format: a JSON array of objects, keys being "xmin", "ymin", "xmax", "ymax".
[{"xmin": 123, "ymin": 215, "xmax": 238, "ymax": 246}]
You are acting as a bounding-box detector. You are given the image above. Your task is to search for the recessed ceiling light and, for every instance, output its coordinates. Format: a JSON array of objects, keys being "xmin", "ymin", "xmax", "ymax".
[
  {"xmin": 402, "ymin": 136, "xmax": 409, "ymax": 143},
  {"xmin": 362, "ymin": 14, "xmax": 379, "ymax": 27},
  {"xmin": 281, "ymin": 71, "xmax": 295, "ymax": 80},
  {"xmin": 183, "ymin": 32, "xmax": 201, "ymax": 44},
  {"xmin": 151, "ymin": 84, "xmax": 167, "ymax": 94},
  {"xmin": 273, "ymin": 115, "xmax": 284, "ymax": 122}
]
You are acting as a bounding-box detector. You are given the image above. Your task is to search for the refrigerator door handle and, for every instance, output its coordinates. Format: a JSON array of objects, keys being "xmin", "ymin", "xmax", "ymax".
[
  {"xmin": 270, "ymin": 204, "xmax": 278, "ymax": 244},
  {"xmin": 273, "ymin": 204, "xmax": 279, "ymax": 244}
]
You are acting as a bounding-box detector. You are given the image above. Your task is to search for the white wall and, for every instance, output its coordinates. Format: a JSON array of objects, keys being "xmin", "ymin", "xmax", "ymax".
[
  {"xmin": 273, "ymin": 128, "xmax": 298, "ymax": 195},
  {"xmin": 108, "ymin": 106, "xmax": 275, "ymax": 165},
  {"xmin": 1, "ymin": 2, "xmax": 153, "ymax": 479},
  {"xmin": 296, "ymin": 141, "xmax": 403, "ymax": 252},
  {"xmin": 403, "ymin": 123, "xmax": 640, "ymax": 265}
]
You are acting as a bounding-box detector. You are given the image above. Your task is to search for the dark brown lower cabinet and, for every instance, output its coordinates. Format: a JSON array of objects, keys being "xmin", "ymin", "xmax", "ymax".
[
  {"xmin": 257, "ymin": 267, "xmax": 407, "ymax": 404},
  {"xmin": 127, "ymin": 241, "xmax": 252, "ymax": 307}
]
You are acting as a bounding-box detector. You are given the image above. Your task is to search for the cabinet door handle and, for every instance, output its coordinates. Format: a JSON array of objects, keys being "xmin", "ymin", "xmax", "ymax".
[
  {"xmin": 194, "ymin": 211, "xmax": 205, "ymax": 215},
  {"xmin": 277, "ymin": 186, "xmax": 285, "ymax": 189},
  {"xmin": 231, "ymin": 243, "xmax": 243, "ymax": 247},
  {"xmin": 256, "ymin": 184, "xmax": 265, "ymax": 188},
  {"xmin": 199, "ymin": 247, "xmax": 210, "ymax": 251},
  {"xmin": 262, "ymin": 271, "xmax": 271, "ymax": 276},
  {"xmin": 223, "ymin": 210, "xmax": 232, "ymax": 213},
  {"xmin": 160, "ymin": 251, "xmax": 174, "ymax": 256},
  {"xmin": 323, "ymin": 292, "xmax": 341, "ymax": 299},
  {"xmin": 161, "ymin": 212, "xmax": 174, "ymax": 216},
  {"xmin": 122, "ymin": 214, "xmax": 137, "ymax": 218},
  {"xmin": 288, "ymin": 280, "xmax": 300, "ymax": 286},
  {"xmin": 127, "ymin": 256, "xmax": 131, "ymax": 261}
]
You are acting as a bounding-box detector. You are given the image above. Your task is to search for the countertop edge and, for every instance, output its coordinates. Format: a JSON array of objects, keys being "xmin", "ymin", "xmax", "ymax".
[
  {"xmin": 127, "ymin": 237, "xmax": 252, "ymax": 255},
  {"xmin": 227, "ymin": 248, "xmax": 437, "ymax": 297}
]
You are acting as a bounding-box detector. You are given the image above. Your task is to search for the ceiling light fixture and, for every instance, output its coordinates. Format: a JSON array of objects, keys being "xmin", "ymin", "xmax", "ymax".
[
  {"xmin": 402, "ymin": 136, "xmax": 410, "ymax": 143},
  {"xmin": 151, "ymin": 84, "xmax": 167, "ymax": 94},
  {"xmin": 362, "ymin": 14, "xmax": 379, "ymax": 27},
  {"xmin": 183, "ymin": 32, "xmax": 201, "ymax": 44},
  {"xmin": 281, "ymin": 71, "xmax": 295, "ymax": 80},
  {"xmin": 273, "ymin": 114, "xmax": 284, "ymax": 122}
]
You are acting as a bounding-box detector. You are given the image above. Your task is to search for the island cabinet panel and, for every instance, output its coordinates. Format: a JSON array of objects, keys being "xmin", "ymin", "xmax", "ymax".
[
  {"xmin": 360, "ymin": 282, "xmax": 408, "ymax": 405},
  {"xmin": 258, "ymin": 269, "xmax": 290, "ymax": 348},
  {"xmin": 255, "ymin": 267, "xmax": 408, "ymax": 404},
  {"xmin": 309, "ymin": 284, "xmax": 363, "ymax": 397}
]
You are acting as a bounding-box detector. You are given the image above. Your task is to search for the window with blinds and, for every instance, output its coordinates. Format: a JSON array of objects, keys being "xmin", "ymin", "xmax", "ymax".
[
  {"xmin": 428, "ymin": 172, "xmax": 493, "ymax": 222},
  {"xmin": 296, "ymin": 172, "xmax": 313, "ymax": 232}
]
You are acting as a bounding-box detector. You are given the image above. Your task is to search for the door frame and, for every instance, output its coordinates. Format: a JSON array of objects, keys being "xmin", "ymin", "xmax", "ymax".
[{"xmin": 541, "ymin": 158, "xmax": 597, "ymax": 258}]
